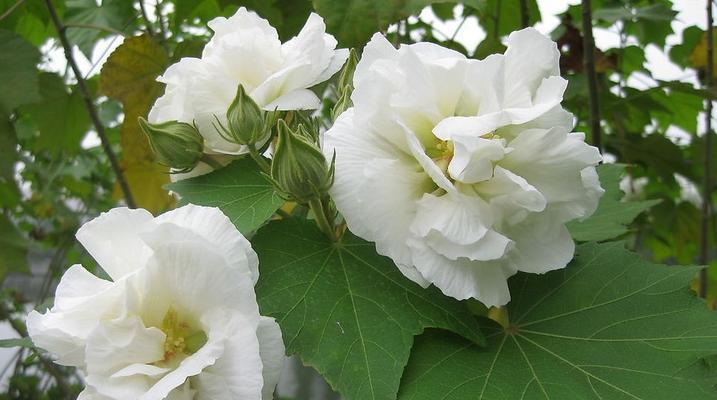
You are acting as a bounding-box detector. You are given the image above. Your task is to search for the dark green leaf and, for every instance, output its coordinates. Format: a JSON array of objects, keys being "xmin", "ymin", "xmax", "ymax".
[
  {"xmin": 254, "ymin": 218, "xmax": 484, "ymax": 400},
  {"xmin": 21, "ymin": 73, "xmax": 90, "ymax": 154},
  {"xmin": 167, "ymin": 158, "xmax": 284, "ymax": 235},
  {"xmin": 0, "ymin": 30, "xmax": 41, "ymax": 113},
  {"xmin": 399, "ymin": 242, "xmax": 717, "ymax": 400},
  {"xmin": 568, "ymin": 164, "xmax": 660, "ymax": 242}
]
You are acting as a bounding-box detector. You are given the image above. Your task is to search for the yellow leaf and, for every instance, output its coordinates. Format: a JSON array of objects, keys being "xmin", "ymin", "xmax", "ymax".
[
  {"xmin": 689, "ymin": 30, "xmax": 717, "ymax": 76},
  {"xmin": 99, "ymin": 35, "xmax": 174, "ymax": 213}
]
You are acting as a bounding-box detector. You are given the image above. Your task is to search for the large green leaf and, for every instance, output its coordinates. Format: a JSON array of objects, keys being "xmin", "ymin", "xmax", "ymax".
[
  {"xmin": 398, "ymin": 241, "xmax": 717, "ymax": 399},
  {"xmin": 567, "ymin": 164, "xmax": 659, "ymax": 242},
  {"xmin": 0, "ymin": 30, "xmax": 41, "ymax": 113},
  {"xmin": 167, "ymin": 158, "xmax": 284, "ymax": 235},
  {"xmin": 253, "ymin": 219, "xmax": 484, "ymax": 400},
  {"xmin": 22, "ymin": 73, "xmax": 90, "ymax": 154}
]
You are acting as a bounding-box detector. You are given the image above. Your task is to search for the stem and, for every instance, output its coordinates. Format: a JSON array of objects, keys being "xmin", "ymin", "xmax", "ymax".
[
  {"xmin": 43, "ymin": 0, "xmax": 136, "ymax": 208},
  {"xmin": 700, "ymin": 0, "xmax": 714, "ymax": 299},
  {"xmin": 248, "ymin": 146, "xmax": 271, "ymax": 174},
  {"xmin": 138, "ymin": 0, "xmax": 155, "ymax": 37},
  {"xmin": 309, "ymin": 197, "xmax": 337, "ymax": 242},
  {"xmin": 0, "ymin": 0, "xmax": 27, "ymax": 22},
  {"xmin": 581, "ymin": 0, "xmax": 602, "ymax": 151},
  {"xmin": 519, "ymin": 0, "xmax": 530, "ymax": 28},
  {"xmin": 199, "ymin": 154, "xmax": 224, "ymax": 170}
]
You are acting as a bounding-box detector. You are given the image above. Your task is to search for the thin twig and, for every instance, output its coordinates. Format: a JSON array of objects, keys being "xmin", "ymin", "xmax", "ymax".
[
  {"xmin": 450, "ymin": 15, "xmax": 468, "ymax": 41},
  {"xmin": 700, "ymin": 0, "xmax": 714, "ymax": 299},
  {"xmin": 138, "ymin": 0, "xmax": 155, "ymax": 37},
  {"xmin": 43, "ymin": 0, "xmax": 136, "ymax": 208},
  {"xmin": 0, "ymin": 0, "xmax": 26, "ymax": 22},
  {"xmin": 155, "ymin": 0, "xmax": 168, "ymax": 41},
  {"xmin": 519, "ymin": 0, "xmax": 530, "ymax": 28},
  {"xmin": 581, "ymin": 0, "xmax": 602, "ymax": 151}
]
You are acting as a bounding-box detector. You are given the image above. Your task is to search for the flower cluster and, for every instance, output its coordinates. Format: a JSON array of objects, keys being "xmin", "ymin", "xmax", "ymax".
[
  {"xmin": 148, "ymin": 7, "xmax": 347, "ymax": 158},
  {"xmin": 27, "ymin": 205, "xmax": 284, "ymax": 399},
  {"xmin": 323, "ymin": 29, "xmax": 603, "ymax": 306}
]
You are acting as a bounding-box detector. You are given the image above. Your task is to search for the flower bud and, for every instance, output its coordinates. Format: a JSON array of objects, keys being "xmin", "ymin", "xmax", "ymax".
[
  {"xmin": 332, "ymin": 49, "xmax": 359, "ymax": 121},
  {"xmin": 215, "ymin": 84, "xmax": 273, "ymax": 146},
  {"xmin": 138, "ymin": 117, "xmax": 203, "ymax": 172},
  {"xmin": 270, "ymin": 120, "xmax": 335, "ymax": 204}
]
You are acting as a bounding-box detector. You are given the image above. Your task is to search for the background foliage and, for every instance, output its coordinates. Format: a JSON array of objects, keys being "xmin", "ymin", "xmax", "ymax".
[{"xmin": 0, "ymin": 0, "xmax": 716, "ymax": 399}]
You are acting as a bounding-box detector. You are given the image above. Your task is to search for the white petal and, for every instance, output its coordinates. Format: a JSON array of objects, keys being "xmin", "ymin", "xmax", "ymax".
[
  {"xmin": 257, "ymin": 317, "xmax": 285, "ymax": 400},
  {"xmin": 193, "ymin": 312, "xmax": 265, "ymax": 400},
  {"xmin": 75, "ymin": 207, "xmax": 155, "ymax": 281},
  {"xmin": 500, "ymin": 127, "xmax": 603, "ymax": 221},
  {"xmin": 323, "ymin": 110, "xmax": 430, "ymax": 286},
  {"xmin": 503, "ymin": 28, "xmax": 561, "ymax": 108},
  {"xmin": 26, "ymin": 265, "xmax": 123, "ymax": 366},
  {"xmin": 474, "ymin": 166, "xmax": 547, "ymax": 226},
  {"xmin": 407, "ymin": 240, "xmax": 515, "ymax": 306},
  {"xmin": 262, "ymin": 88, "xmax": 320, "ymax": 111},
  {"xmin": 506, "ymin": 212, "xmax": 575, "ymax": 274},
  {"xmin": 410, "ymin": 193, "xmax": 510, "ymax": 261},
  {"xmin": 84, "ymin": 316, "xmax": 165, "ymax": 375},
  {"xmin": 151, "ymin": 204, "xmax": 259, "ymax": 283},
  {"xmin": 400, "ymin": 122, "xmax": 456, "ymax": 194},
  {"xmin": 447, "ymin": 135, "xmax": 507, "ymax": 183}
]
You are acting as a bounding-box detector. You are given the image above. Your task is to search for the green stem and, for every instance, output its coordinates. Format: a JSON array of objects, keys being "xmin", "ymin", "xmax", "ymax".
[
  {"xmin": 249, "ymin": 146, "xmax": 271, "ymax": 174},
  {"xmin": 309, "ymin": 197, "xmax": 337, "ymax": 242},
  {"xmin": 200, "ymin": 155, "xmax": 224, "ymax": 170}
]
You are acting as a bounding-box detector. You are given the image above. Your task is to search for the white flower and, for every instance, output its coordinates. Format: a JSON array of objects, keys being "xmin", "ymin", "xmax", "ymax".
[
  {"xmin": 27, "ymin": 205, "xmax": 284, "ymax": 400},
  {"xmin": 149, "ymin": 7, "xmax": 349, "ymax": 155},
  {"xmin": 323, "ymin": 28, "xmax": 603, "ymax": 307}
]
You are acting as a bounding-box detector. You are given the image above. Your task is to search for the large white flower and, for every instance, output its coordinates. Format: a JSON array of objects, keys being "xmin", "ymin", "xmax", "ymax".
[
  {"xmin": 149, "ymin": 7, "xmax": 349, "ymax": 155},
  {"xmin": 323, "ymin": 28, "xmax": 603, "ymax": 307},
  {"xmin": 27, "ymin": 205, "xmax": 284, "ymax": 400}
]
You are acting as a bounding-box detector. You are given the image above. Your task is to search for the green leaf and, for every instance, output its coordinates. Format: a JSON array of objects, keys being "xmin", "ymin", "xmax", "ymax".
[
  {"xmin": 167, "ymin": 158, "xmax": 284, "ymax": 235},
  {"xmin": 0, "ymin": 338, "xmax": 34, "ymax": 349},
  {"xmin": 0, "ymin": 30, "xmax": 41, "ymax": 113},
  {"xmin": 64, "ymin": 0, "xmax": 135, "ymax": 57},
  {"xmin": 399, "ymin": 241, "xmax": 717, "ymax": 399},
  {"xmin": 0, "ymin": 214, "xmax": 29, "ymax": 282},
  {"xmin": 253, "ymin": 219, "xmax": 484, "ymax": 400},
  {"xmin": 568, "ymin": 164, "xmax": 659, "ymax": 242},
  {"xmin": 21, "ymin": 73, "xmax": 90, "ymax": 154}
]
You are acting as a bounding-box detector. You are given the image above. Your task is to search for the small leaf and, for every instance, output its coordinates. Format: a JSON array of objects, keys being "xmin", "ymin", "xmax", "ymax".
[
  {"xmin": 100, "ymin": 35, "xmax": 175, "ymax": 212},
  {"xmin": 568, "ymin": 164, "xmax": 659, "ymax": 242},
  {"xmin": 0, "ymin": 29, "xmax": 41, "ymax": 113},
  {"xmin": 0, "ymin": 338, "xmax": 34, "ymax": 349},
  {"xmin": 64, "ymin": 0, "xmax": 135, "ymax": 57},
  {"xmin": 253, "ymin": 219, "xmax": 484, "ymax": 400},
  {"xmin": 22, "ymin": 73, "xmax": 90, "ymax": 154},
  {"xmin": 399, "ymin": 242, "xmax": 717, "ymax": 399},
  {"xmin": 0, "ymin": 214, "xmax": 29, "ymax": 282},
  {"xmin": 167, "ymin": 158, "xmax": 284, "ymax": 235}
]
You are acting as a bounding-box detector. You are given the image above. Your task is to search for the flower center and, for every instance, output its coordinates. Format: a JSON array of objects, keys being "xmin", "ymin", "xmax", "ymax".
[
  {"xmin": 425, "ymin": 139, "xmax": 454, "ymax": 176},
  {"xmin": 160, "ymin": 308, "xmax": 208, "ymax": 362}
]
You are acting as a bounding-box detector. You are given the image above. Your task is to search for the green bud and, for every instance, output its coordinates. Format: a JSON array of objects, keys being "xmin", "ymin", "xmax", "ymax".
[
  {"xmin": 332, "ymin": 49, "xmax": 359, "ymax": 121},
  {"xmin": 215, "ymin": 84, "xmax": 273, "ymax": 146},
  {"xmin": 338, "ymin": 48, "xmax": 359, "ymax": 92},
  {"xmin": 138, "ymin": 117, "xmax": 203, "ymax": 172},
  {"xmin": 270, "ymin": 120, "xmax": 335, "ymax": 204}
]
